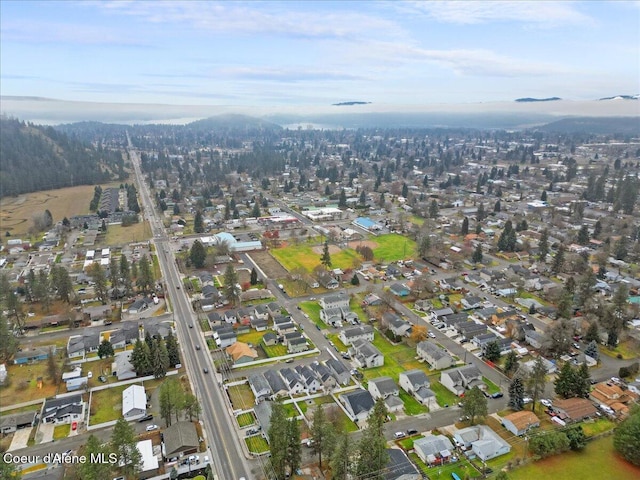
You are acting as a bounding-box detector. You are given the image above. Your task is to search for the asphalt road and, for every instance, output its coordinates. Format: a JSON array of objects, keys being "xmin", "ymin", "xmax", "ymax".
[{"xmin": 128, "ymin": 141, "xmax": 255, "ymax": 480}]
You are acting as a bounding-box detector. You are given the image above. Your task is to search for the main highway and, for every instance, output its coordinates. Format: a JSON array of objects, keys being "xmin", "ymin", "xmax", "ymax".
[{"xmin": 128, "ymin": 138, "xmax": 254, "ymax": 480}]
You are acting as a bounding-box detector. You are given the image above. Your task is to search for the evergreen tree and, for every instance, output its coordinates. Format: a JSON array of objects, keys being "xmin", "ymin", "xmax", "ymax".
[
  {"xmin": 461, "ymin": 216, "xmax": 469, "ymax": 236},
  {"xmin": 429, "ymin": 199, "xmax": 439, "ymax": 218},
  {"xmin": 497, "ymin": 220, "xmax": 517, "ymax": 252},
  {"xmin": 338, "ymin": 189, "xmax": 347, "ymax": 208},
  {"xmin": 88, "ymin": 263, "xmax": 108, "ymax": 304},
  {"xmin": 476, "ymin": 202, "xmax": 485, "ymax": 222},
  {"xmin": 51, "ymin": 265, "xmax": 73, "ymax": 303},
  {"xmin": 111, "ymin": 417, "xmax": 142, "ymax": 477},
  {"xmin": 223, "ymin": 264, "xmax": 241, "ymax": 306},
  {"xmin": 190, "ymin": 240, "xmax": 207, "ymax": 269},
  {"xmin": 250, "ymin": 267, "xmax": 258, "ymax": 285},
  {"xmin": 592, "ymin": 219, "xmax": 602, "ymax": 239},
  {"xmin": 137, "ymin": 254, "xmax": 154, "ymax": 292},
  {"xmin": 566, "ymin": 425, "xmax": 587, "ymax": 450},
  {"xmin": 194, "ymin": 210, "xmax": 204, "ymax": 233},
  {"xmin": 577, "ymin": 225, "xmax": 590, "ymax": 245},
  {"xmin": 183, "ymin": 393, "xmax": 202, "ymax": 421},
  {"xmin": 551, "ymin": 244, "xmax": 566, "ymax": 274},
  {"xmin": 320, "ymin": 241, "xmax": 332, "ymax": 269},
  {"xmin": 130, "ymin": 339, "xmax": 152, "ymax": 376},
  {"xmin": 584, "ymin": 321, "xmax": 600, "ymax": 344},
  {"xmin": 555, "ymin": 362, "xmax": 577, "ymax": 399},
  {"xmin": 494, "ymin": 199, "xmax": 501, "ymax": 212},
  {"xmin": 461, "ymin": 386, "xmax": 488, "ymax": 424},
  {"xmin": 504, "ymin": 350, "xmax": 519, "ymax": 377},
  {"xmin": 285, "ymin": 418, "xmax": 302, "ymax": 477},
  {"xmin": 159, "ymin": 378, "xmax": 185, "ymax": 427},
  {"xmin": 472, "ymin": 244, "xmax": 483, "ymax": 264},
  {"xmin": 268, "ymin": 402, "xmax": 289, "ymax": 479},
  {"xmin": 584, "ymin": 340, "xmax": 599, "ymax": 362},
  {"xmin": 613, "ymin": 406, "xmax": 640, "ymax": 466},
  {"xmin": 0, "ymin": 313, "xmax": 19, "ymax": 363},
  {"xmin": 355, "ymin": 398, "xmax": 388, "ymax": 480},
  {"xmin": 98, "ymin": 339, "xmax": 114, "ymax": 359},
  {"xmin": 508, "ymin": 377, "xmax": 525, "ymax": 411},
  {"xmin": 151, "ymin": 337, "xmax": 169, "ymax": 379},
  {"xmin": 484, "ymin": 341, "xmax": 501, "ymax": 362},
  {"xmin": 541, "ymin": 190, "xmax": 548, "ymax": 201},
  {"xmin": 79, "ymin": 434, "xmax": 112, "ymax": 480},
  {"xmin": 120, "ymin": 255, "xmax": 132, "ymax": 294},
  {"xmin": 310, "ymin": 404, "xmax": 334, "ymax": 469},
  {"xmin": 165, "ymin": 331, "xmax": 181, "ymax": 367},
  {"xmin": 538, "ymin": 228, "xmax": 549, "ymax": 261},
  {"xmin": 46, "ymin": 346, "xmax": 60, "ymax": 385},
  {"xmin": 575, "ymin": 363, "xmax": 591, "ymax": 398},
  {"xmin": 330, "ymin": 431, "xmax": 351, "ymax": 480},
  {"xmin": 526, "ymin": 356, "xmax": 548, "ymax": 412}
]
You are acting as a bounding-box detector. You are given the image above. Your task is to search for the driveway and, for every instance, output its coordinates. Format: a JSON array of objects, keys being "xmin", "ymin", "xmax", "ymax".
[
  {"xmin": 7, "ymin": 427, "xmax": 32, "ymax": 451},
  {"xmin": 38, "ymin": 422, "xmax": 55, "ymax": 444}
]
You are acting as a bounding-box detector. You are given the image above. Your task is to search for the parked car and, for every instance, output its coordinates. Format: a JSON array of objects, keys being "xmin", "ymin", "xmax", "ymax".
[
  {"xmin": 406, "ymin": 429, "xmax": 418, "ymax": 435},
  {"xmin": 428, "ymin": 332, "xmax": 436, "ymax": 338},
  {"xmin": 522, "ymin": 397, "xmax": 532, "ymax": 404},
  {"xmin": 491, "ymin": 392, "xmax": 504, "ymax": 399},
  {"xmin": 540, "ymin": 399, "xmax": 552, "ymax": 408},
  {"xmin": 394, "ymin": 432, "xmax": 406, "ymax": 439},
  {"xmin": 138, "ymin": 414, "xmax": 154, "ymax": 423},
  {"xmin": 98, "ymin": 375, "xmax": 107, "ymax": 383},
  {"xmin": 145, "ymin": 424, "xmax": 158, "ymax": 432}
]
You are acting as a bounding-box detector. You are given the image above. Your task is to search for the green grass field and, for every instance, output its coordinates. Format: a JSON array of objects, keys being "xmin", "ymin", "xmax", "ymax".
[
  {"xmin": 299, "ymin": 301, "xmax": 325, "ymax": 328},
  {"xmin": 90, "ymin": 384, "xmax": 128, "ymax": 424},
  {"xmin": 370, "ymin": 233, "xmax": 417, "ymax": 262},
  {"xmin": 361, "ymin": 331, "xmax": 428, "ymax": 382},
  {"xmin": 236, "ymin": 412, "xmax": 255, "ymax": 428},
  {"xmin": 245, "ymin": 435, "xmax": 269, "ymax": 454},
  {"xmin": 399, "ymin": 389, "xmax": 429, "ymax": 415},
  {"xmin": 53, "ymin": 424, "xmax": 70, "ymax": 440},
  {"xmin": 508, "ymin": 435, "xmax": 640, "ymax": 480},
  {"xmin": 237, "ymin": 329, "xmax": 270, "ymax": 346},
  {"xmin": 271, "ymin": 243, "xmax": 360, "ymax": 272},
  {"xmin": 427, "ymin": 375, "xmax": 460, "ymax": 407},
  {"xmin": 263, "ymin": 343, "xmax": 287, "ymax": 357},
  {"xmin": 409, "ymin": 452, "xmax": 481, "ymax": 480},
  {"xmin": 103, "ymin": 221, "xmax": 152, "ymax": 245}
]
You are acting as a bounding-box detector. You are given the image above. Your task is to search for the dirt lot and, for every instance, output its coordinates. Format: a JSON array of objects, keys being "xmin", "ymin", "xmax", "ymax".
[
  {"xmin": 0, "ymin": 185, "xmax": 96, "ymax": 237},
  {"xmin": 347, "ymin": 240, "xmax": 378, "ymax": 250},
  {"xmin": 311, "ymin": 244, "xmax": 342, "ymax": 254},
  {"xmin": 248, "ymin": 250, "xmax": 289, "ymax": 279}
]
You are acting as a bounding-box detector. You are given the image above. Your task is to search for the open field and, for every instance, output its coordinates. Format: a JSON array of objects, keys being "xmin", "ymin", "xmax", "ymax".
[
  {"xmin": 0, "ymin": 185, "xmax": 96, "ymax": 237},
  {"xmin": 103, "ymin": 221, "xmax": 152, "ymax": 245},
  {"xmin": 271, "ymin": 243, "xmax": 360, "ymax": 272},
  {"xmin": 600, "ymin": 337, "xmax": 640, "ymax": 360},
  {"xmin": 248, "ymin": 250, "xmax": 289, "ymax": 279},
  {"xmin": 361, "ymin": 331, "xmax": 428, "ymax": 383},
  {"xmin": 508, "ymin": 435, "xmax": 640, "ymax": 480},
  {"xmin": 0, "ymin": 360, "xmax": 64, "ymax": 405},
  {"xmin": 368, "ymin": 233, "xmax": 416, "ymax": 262}
]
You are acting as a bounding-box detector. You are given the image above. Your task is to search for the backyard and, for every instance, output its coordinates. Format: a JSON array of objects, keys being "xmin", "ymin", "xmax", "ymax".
[
  {"xmin": 507, "ymin": 435, "xmax": 640, "ymax": 480},
  {"xmin": 89, "ymin": 384, "xmax": 128, "ymax": 425},
  {"xmin": 227, "ymin": 383, "xmax": 255, "ymax": 411},
  {"xmin": 0, "ymin": 360, "xmax": 64, "ymax": 405},
  {"xmin": 362, "ymin": 331, "xmax": 428, "ymax": 383}
]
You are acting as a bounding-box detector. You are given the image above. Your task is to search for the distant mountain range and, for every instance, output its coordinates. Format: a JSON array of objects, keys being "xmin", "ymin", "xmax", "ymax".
[
  {"xmin": 332, "ymin": 101, "xmax": 371, "ymax": 106},
  {"xmin": 598, "ymin": 95, "xmax": 639, "ymax": 101},
  {"xmin": 515, "ymin": 97, "xmax": 561, "ymax": 102}
]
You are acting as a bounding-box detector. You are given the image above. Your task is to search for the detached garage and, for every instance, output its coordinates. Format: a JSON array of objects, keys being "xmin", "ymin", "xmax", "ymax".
[{"xmin": 122, "ymin": 384, "xmax": 146, "ymax": 420}]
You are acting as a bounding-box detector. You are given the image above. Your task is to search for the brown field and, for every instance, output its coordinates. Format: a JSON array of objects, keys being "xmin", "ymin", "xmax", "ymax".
[
  {"xmin": 347, "ymin": 240, "xmax": 379, "ymax": 250},
  {"xmin": 247, "ymin": 250, "xmax": 289, "ymax": 279},
  {"xmin": 0, "ymin": 185, "xmax": 96, "ymax": 237},
  {"xmin": 311, "ymin": 244, "xmax": 342, "ymax": 254}
]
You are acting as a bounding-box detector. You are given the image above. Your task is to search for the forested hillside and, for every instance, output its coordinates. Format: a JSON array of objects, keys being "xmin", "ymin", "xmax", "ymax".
[{"xmin": 0, "ymin": 117, "xmax": 125, "ymax": 197}]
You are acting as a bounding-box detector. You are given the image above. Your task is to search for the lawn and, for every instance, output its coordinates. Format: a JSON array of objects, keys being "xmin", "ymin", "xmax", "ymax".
[
  {"xmin": 361, "ymin": 331, "xmax": 427, "ymax": 383},
  {"xmin": 237, "ymin": 329, "xmax": 270, "ymax": 347},
  {"xmin": 53, "ymin": 424, "xmax": 70, "ymax": 440},
  {"xmin": 0, "ymin": 360, "xmax": 64, "ymax": 405},
  {"xmin": 599, "ymin": 338, "xmax": 639, "ymax": 360},
  {"xmin": 483, "ymin": 376, "xmax": 501, "ymax": 395},
  {"xmin": 263, "ymin": 343, "xmax": 288, "ymax": 357},
  {"xmin": 409, "ymin": 452, "xmax": 481, "ymax": 480},
  {"xmin": 103, "ymin": 221, "xmax": 152, "ymax": 245},
  {"xmin": 227, "ymin": 384, "xmax": 255, "ymax": 411},
  {"xmin": 427, "ymin": 375, "xmax": 460, "ymax": 407},
  {"xmin": 581, "ymin": 418, "xmax": 615, "ymax": 437},
  {"xmin": 245, "ymin": 435, "xmax": 269, "ymax": 454},
  {"xmin": 326, "ymin": 334, "xmax": 349, "ymax": 353},
  {"xmin": 399, "ymin": 390, "xmax": 428, "ymax": 415},
  {"xmin": 90, "ymin": 384, "xmax": 128, "ymax": 425},
  {"xmin": 371, "ymin": 233, "xmax": 417, "ymax": 262},
  {"xmin": 398, "ymin": 434, "xmax": 424, "ymax": 450},
  {"xmin": 299, "ymin": 302, "xmax": 324, "ymax": 328},
  {"xmin": 507, "ymin": 435, "xmax": 640, "ymax": 480},
  {"xmin": 236, "ymin": 412, "xmax": 255, "ymax": 428}
]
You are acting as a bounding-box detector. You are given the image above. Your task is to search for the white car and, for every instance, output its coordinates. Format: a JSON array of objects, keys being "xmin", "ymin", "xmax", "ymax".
[
  {"xmin": 540, "ymin": 399, "xmax": 552, "ymax": 408},
  {"xmin": 145, "ymin": 424, "xmax": 158, "ymax": 432},
  {"xmin": 522, "ymin": 397, "xmax": 533, "ymax": 404},
  {"xmin": 428, "ymin": 332, "xmax": 436, "ymax": 338},
  {"xmin": 394, "ymin": 432, "xmax": 406, "ymax": 439}
]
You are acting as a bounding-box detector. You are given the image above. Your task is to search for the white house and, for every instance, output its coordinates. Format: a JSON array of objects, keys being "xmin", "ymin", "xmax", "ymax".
[{"xmin": 122, "ymin": 384, "xmax": 147, "ymax": 420}]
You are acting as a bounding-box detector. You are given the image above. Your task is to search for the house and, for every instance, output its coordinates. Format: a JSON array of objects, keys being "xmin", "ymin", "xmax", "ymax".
[
  {"xmin": 262, "ymin": 332, "xmax": 278, "ymax": 346},
  {"xmin": 162, "ymin": 421, "xmax": 199, "ymax": 460},
  {"xmin": 213, "ymin": 326, "xmax": 237, "ymax": 349},
  {"xmin": 326, "ymin": 358, "xmax": 351, "ymax": 386},
  {"xmin": 295, "ymin": 365, "xmax": 322, "ymax": 393},
  {"xmin": 457, "ymin": 321, "xmax": 488, "ymax": 339},
  {"xmin": 350, "ymin": 339, "xmax": 384, "ymax": 369},
  {"xmin": 461, "ymin": 295, "xmax": 483, "ymax": 310},
  {"xmin": 127, "ymin": 298, "xmax": 150, "ymax": 314},
  {"xmin": 225, "ymin": 342, "xmax": 258, "ymax": 364},
  {"xmin": 263, "ymin": 370, "xmax": 289, "ymax": 399},
  {"xmin": 250, "ymin": 317, "xmax": 268, "ymax": 332},
  {"xmin": 0, "ymin": 411, "xmax": 36, "ymax": 434},
  {"xmin": 398, "ymin": 369, "xmax": 435, "ymax": 407},
  {"xmin": 201, "ymin": 284, "xmax": 219, "ymax": 299},
  {"xmin": 207, "ymin": 311, "xmax": 222, "ymax": 325},
  {"xmin": 136, "ymin": 439, "xmax": 160, "ymax": 479},
  {"xmin": 440, "ymin": 365, "xmax": 483, "ymax": 396},
  {"xmin": 340, "ymin": 389, "xmax": 375, "ymax": 424},
  {"xmin": 590, "ymin": 381, "xmax": 638, "ymax": 417},
  {"xmin": 279, "ymin": 368, "xmax": 305, "ymax": 395},
  {"xmin": 417, "ymin": 341, "xmax": 454, "ymax": 370},
  {"xmin": 362, "ymin": 293, "xmax": 382, "ymax": 306},
  {"xmin": 122, "ymin": 384, "xmax": 147, "ymax": 420},
  {"xmin": 525, "ymin": 330, "xmax": 545, "ymax": 349},
  {"xmin": 309, "ymin": 361, "xmax": 338, "ymax": 390},
  {"xmin": 384, "ymin": 313, "xmax": 412, "ymax": 337},
  {"xmin": 254, "ymin": 305, "xmax": 270, "ymax": 320},
  {"xmin": 432, "ymin": 307, "xmax": 455, "ymax": 320},
  {"xmin": 111, "ymin": 351, "xmax": 137, "ymax": 380},
  {"xmin": 389, "ymin": 283, "xmax": 410, "ymax": 297},
  {"xmin": 266, "ymin": 302, "xmax": 282, "ymax": 318},
  {"xmin": 339, "ymin": 325, "xmax": 374, "ymax": 346},
  {"xmin": 319, "ymin": 293, "xmax": 350, "ymax": 310},
  {"xmin": 454, "ymin": 425, "xmax": 511, "ymax": 461},
  {"xmin": 254, "ymin": 401, "xmax": 273, "ymax": 442},
  {"xmin": 320, "ymin": 307, "xmax": 343, "ymax": 327},
  {"xmin": 384, "ymin": 448, "xmax": 421, "ymax": 480},
  {"xmin": 368, "ymin": 376, "xmax": 399, "ymax": 400},
  {"xmin": 414, "ymin": 435, "xmax": 454, "ymax": 465},
  {"xmin": 42, "ymin": 395, "xmax": 84, "ymax": 425},
  {"xmin": 249, "ymin": 373, "xmax": 272, "ymax": 403},
  {"xmin": 317, "ymin": 271, "xmax": 339, "ymax": 289},
  {"xmin": 287, "ymin": 335, "xmax": 309, "ymax": 354},
  {"xmin": 501, "ymin": 411, "xmax": 540, "ymax": 436},
  {"xmin": 414, "ymin": 299, "xmax": 433, "ymax": 312},
  {"xmin": 274, "ymin": 317, "xmax": 297, "ymax": 334},
  {"xmin": 13, "ymin": 347, "xmax": 56, "ymax": 364},
  {"xmin": 472, "ymin": 332, "xmax": 498, "ymax": 350},
  {"xmin": 224, "ymin": 310, "xmax": 238, "ymax": 324},
  {"xmin": 552, "ymin": 397, "xmax": 597, "ymax": 423},
  {"xmin": 62, "ymin": 366, "xmax": 83, "ymax": 382}
]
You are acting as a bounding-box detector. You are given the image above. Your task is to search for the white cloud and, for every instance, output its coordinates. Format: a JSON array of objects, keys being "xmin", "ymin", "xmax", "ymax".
[{"xmin": 403, "ymin": 1, "xmax": 594, "ymax": 27}]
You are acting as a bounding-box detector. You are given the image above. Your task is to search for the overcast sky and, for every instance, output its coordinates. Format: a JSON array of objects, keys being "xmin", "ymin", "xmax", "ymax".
[{"xmin": 1, "ymin": 1, "xmax": 639, "ymax": 106}]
